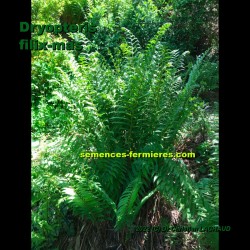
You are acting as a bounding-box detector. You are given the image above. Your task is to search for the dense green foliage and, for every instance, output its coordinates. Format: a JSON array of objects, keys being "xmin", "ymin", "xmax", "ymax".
[{"xmin": 32, "ymin": 0, "xmax": 219, "ymax": 249}]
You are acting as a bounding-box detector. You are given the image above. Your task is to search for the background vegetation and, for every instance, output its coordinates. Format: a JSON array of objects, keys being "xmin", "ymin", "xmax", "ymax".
[{"xmin": 31, "ymin": 0, "xmax": 219, "ymax": 249}]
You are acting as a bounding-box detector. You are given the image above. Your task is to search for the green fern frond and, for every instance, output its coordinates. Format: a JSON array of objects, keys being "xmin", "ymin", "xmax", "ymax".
[
  {"xmin": 146, "ymin": 22, "xmax": 171, "ymax": 55},
  {"xmin": 90, "ymin": 157, "xmax": 128, "ymax": 202},
  {"xmin": 155, "ymin": 51, "xmax": 208, "ymax": 147},
  {"xmin": 115, "ymin": 176, "xmax": 142, "ymax": 230},
  {"xmin": 121, "ymin": 27, "xmax": 142, "ymax": 56},
  {"xmin": 156, "ymin": 158, "xmax": 205, "ymax": 224},
  {"xmin": 63, "ymin": 178, "xmax": 116, "ymax": 222}
]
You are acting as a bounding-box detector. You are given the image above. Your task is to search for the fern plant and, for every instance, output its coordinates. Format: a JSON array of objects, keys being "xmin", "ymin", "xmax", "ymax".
[
  {"xmin": 58, "ymin": 24, "xmax": 217, "ymax": 244},
  {"xmin": 32, "ymin": 23, "xmax": 219, "ymax": 249}
]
